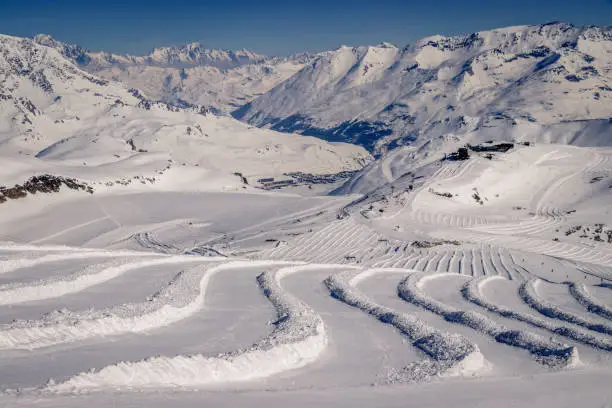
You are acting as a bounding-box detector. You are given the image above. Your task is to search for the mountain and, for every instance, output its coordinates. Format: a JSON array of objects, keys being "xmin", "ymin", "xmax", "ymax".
[
  {"xmin": 0, "ymin": 34, "xmax": 370, "ymax": 189},
  {"xmin": 234, "ymin": 23, "xmax": 612, "ymax": 155},
  {"xmin": 33, "ymin": 34, "xmax": 314, "ymax": 112},
  {"xmin": 33, "ymin": 34, "xmax": 267, "ymax": 69}
]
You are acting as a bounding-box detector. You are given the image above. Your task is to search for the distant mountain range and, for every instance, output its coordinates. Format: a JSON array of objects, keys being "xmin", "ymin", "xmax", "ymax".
[
  {"xmin": 2, "ymin": 22, "xmax": 612, "ymax": 193},
  {"xmin": 33, "ymin": 34, "xmax": 315, "ymax": 112},
  {"xmin": 33, "ymin": 34, "xmax": 268, "ymax": 69},
  {"xmin": 34, "ymin": 23, "xmax": 612, "ymax": 161}
]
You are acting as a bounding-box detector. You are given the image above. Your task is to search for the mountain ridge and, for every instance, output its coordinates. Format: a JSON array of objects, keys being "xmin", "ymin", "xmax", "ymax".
[
  {"xmin": 0, "ymin": 33, "xmax": 371, "ymax": 187},
  {"xmin": 32, "ymin": 34, "xmax": 318, "ymax": 111},
  {"xmin": 234, "ymin": 22, "xmax": 612, "ymax": 156}
]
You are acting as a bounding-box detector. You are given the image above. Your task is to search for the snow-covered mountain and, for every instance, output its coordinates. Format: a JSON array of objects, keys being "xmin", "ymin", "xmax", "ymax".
[
  {"xmin": 1, "ymin": 24, "xmax": 612, "ymax": 408},
  {"xmin": 234, "ymin": 23, "xmax": 612, "ymax": 155},
  {"xmin": 33, "ymin": 34, "xmax": 314, "ymax": 112},
  {"xmin": 33, "ymin": 34, "xmax": 267, "ymax": 69},
  {"xmin": 0, "ymin": 34, "xmax": 370, "ymax": 188}
]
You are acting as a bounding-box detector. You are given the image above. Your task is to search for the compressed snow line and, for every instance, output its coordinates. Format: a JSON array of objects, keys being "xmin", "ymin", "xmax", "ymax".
[
  {"xmin": 398, "ymin": 273, "xmax": 579, "ymax": 368},
  {"xmin": 0, "ymin": 242, "xmax": 109, "ymax": 253},
  {"xmin": 568, "ymin": 282, "xmax": 612, "ymax": 321},
  {"xmin": 0, "ymin": 255, "xmax": 225, "ymax": 306},
  {"xmin": 324, "ymin": 268, "xmax": 490, "ymax": 383},
  {"xmin": 0, "ymin": 260, "xmax": 283, "ymax": 350},
  {"xmin": 463, "ymin": 277, "xmax": 612, "ymax": 352},
  {"xmin": 44, "ymin": 263, "xmax": 339, "ymax": 393},
  {"xmin": 0, "ymin": 250, "xmax": 165, "ymax": 275},
  {"xmin": 520, "ymin": 279, "xmax": 612, "ymax": 336}
]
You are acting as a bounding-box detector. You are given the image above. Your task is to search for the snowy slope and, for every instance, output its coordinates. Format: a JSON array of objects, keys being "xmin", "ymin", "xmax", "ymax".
[
  {"xmin": 0, "ymin": 34, "xmax": 370, "ymax": 189},
  {"xmin": 34, "ymin": 34, "xmax": 313, "ymax": 112},
  {"xmin": 235, "ymin": 23, "xmax": 612, "ymax": 154},
  {"xmin": 0, "ymin": 25, "xmax": 610, "ymax": 408}
]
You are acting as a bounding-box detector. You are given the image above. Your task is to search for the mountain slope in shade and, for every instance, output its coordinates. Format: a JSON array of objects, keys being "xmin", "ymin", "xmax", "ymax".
[
  {"xmin": 234, "ymin": 23, "xmax": 612, "ymax": 154},
  {"xmin": 33, "ymin": 34, "xmax": 314, "ymax": 112},
  {"xmin": 0, "ymin": 34, "xmax": 371, "ymax": 188}
]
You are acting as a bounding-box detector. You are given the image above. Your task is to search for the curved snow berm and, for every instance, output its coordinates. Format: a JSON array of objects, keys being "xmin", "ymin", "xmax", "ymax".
[
  {"xmin": 0, "ymin": 256, "xmax": 216, "ymax": 305},
  {"xmin": 462, "ymin": 276, "xmax": 612, "ymax": 352},
  {"xmin": 569, "ymin": 282, "xmax": 612, "ymax": 321},
  {"xmin": 45, "ymin": 264, "xmax": 336, "ymax": 392},
  {"xmin": 398, "ymin": 273, "xmax": 579, "ymax": 367},
  {"xmin": 0, "ymin": 250, "xmax": 161, "ymax": 275},
  {"xmin": 325, "ymin": 268, "xmax": 489, "ymax": 383},
  {"xmin": 519, "ymin": 279, "xmax": 612, "ymax": 336},
  {"xmin": 0, "ymin": 243, "xmax": 109, "ymax": 253},
  {"xmin": 0, "ymin": 261, "xmax": 278, "ymax": 350}
]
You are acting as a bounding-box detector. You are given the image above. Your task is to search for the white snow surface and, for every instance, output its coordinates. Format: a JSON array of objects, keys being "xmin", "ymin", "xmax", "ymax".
[{"xmin": 0, "ymin": 25, "xmax": 611, "ymax": 408}]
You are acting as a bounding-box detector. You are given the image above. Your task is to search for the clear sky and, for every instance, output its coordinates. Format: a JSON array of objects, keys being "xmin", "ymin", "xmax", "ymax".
[{"xmin": 2, "ymin": 0, "xmax": 612, "ymax": 56}]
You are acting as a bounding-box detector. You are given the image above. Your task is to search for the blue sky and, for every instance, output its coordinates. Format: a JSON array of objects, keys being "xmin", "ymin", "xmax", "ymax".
[{"xmin": 2, "ymin": 0, "xmax": 612, "ymax": 55}]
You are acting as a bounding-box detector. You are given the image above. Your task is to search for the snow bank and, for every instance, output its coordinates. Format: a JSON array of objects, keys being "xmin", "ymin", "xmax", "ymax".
[
  {"xmin": 0, "ymin": 261, "xmax": 288, "ymax": 350},
  {"xmin": 0, "ymin": 243, "xmax": 110, "ymax": 252},
  {"xmin": 0, "ymin": 256, "xmax": 222, "ymax": 305},
  {"xmin": 324, "ymin": 268, "xmax": 489, "ymax": 383},
  {"xmin": 569, "ymin": 282, "xmax": 612, "ymax": 321},
  {"xmin": 0, "ymin": 249, "xmax": 162, "ymax": 275},
  {"xmin": 520, "ymin": 279, "xmax": 612, "ymax": 336},
  {"xmin": 463, "ymin": 276, "xmax": 612, "ymax": 352},
  {"xmin": 45, "ymin": 264, "xmax": 335, "ymax": 392},
  {"xmin": 398, "ymin": 273, "xmax": 579, "ymax": 367}
]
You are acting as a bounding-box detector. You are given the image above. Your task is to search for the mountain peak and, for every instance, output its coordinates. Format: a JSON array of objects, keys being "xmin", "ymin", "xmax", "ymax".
[
  {"xmin": 376, "ymin": 42, "xmax": 397, "ymax": 49},
  {"xmin": 33, "ymin": 33, "xmax": 57, "ymax": 46}
]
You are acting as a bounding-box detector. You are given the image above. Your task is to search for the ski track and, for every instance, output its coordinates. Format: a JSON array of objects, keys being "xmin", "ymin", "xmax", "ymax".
[
  {"xmin": 429, "ymin": 229, "xmax": 612, "ymax": 271},
  {"xmin": 397, "ymin": 273, "xmax": 579, "ymax": 367}
]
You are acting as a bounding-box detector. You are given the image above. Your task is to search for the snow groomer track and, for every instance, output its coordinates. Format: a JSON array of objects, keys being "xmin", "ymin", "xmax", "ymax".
[{"xmin": 0, "ymin": 240, "xmax": 608, "ymax": 399}]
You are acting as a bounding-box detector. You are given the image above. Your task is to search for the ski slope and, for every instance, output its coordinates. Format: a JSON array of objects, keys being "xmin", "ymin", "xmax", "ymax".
[
  {"xmin": 0, "ymin": 25, "xmax": 611, "ymax": 408},
  {"xmin": 0, "ymin": 142, "xmax": 611, "ymax": 407}
]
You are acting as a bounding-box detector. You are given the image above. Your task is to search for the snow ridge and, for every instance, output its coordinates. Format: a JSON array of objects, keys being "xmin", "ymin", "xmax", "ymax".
[
  {"xmin": 325, "ymin": 268, "xmax": 489, "ymax": 383},
  {"xmin": 568, "ymin": 282, "xmax": 612, "ymax": 321},
  {"xmin": 462, "ymin": 276, "xmax": 612, "ymax": 351},
  {"xmin": 398, "ymin": 273, "xmax": 579, "ymax": 367},
  {"xmin": 0, "ymin": 256, "xmax": 216, "ymax": 306},
  {"xmin": 0, "ymin": 261, "xmax": 283, "ymax": 350},
  {"xmin": 519, "ymin": 279, "xmax": 612, "ymax": 335},
  {"xmin": 45, "ymin": 264, "xmax": 337, "ymax": 392}
]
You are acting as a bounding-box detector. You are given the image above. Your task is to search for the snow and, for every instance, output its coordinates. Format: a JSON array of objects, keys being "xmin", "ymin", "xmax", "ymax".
[
  {"xmin": 236, "ymin": 23, "xmax": 612, "ymax": 157},
  {"xmin": 0, "ymin": 25, "xmax": 610, "ymax": 408},
  {"xmin": 34, "ymin": 34, "xmax": 312, "ymax": 112},
  {"xmin": 0, "ymin": 34, "xmax": 371, "ymax": 189}
]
